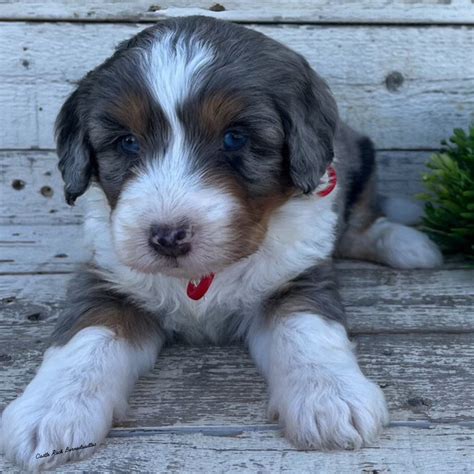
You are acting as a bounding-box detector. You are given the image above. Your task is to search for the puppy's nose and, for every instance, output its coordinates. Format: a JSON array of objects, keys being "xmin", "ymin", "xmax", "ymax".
[{"xmin": 149, "ymin": 224, "xmax": 192, "ymax": 257}]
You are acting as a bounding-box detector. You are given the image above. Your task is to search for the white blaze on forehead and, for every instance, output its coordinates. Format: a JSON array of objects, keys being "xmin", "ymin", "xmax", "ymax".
[
  {"xmin": 144, "ymin": 32, "xmax": 216, "ymax": 192},
  {"xmin": 146, "ymin": 32, "xmax": 215, "ymax": 127}
]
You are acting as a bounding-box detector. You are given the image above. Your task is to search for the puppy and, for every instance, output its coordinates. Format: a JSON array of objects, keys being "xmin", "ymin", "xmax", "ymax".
[{"xmin": 0, "ymin": 16, "xmax": 442, "ymax": 470}]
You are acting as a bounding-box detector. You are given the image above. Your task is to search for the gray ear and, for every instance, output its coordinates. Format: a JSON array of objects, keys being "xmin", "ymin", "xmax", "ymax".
[
  {"xmin": 55, "ymin": 87, "xmax": 93, "ymax": 205},
  {"xmin": 283, "ymin": 60, "xmax": 338, "ymax": 194}
]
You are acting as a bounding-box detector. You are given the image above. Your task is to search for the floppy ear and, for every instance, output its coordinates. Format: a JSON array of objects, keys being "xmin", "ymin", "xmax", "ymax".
[
  {"xmin": 55, "ymin": 87, "xmax": 94, "ymax": 205},
  {"xmin": 283, "ymin": 60, "xmax": 339, "ymax": 194}
]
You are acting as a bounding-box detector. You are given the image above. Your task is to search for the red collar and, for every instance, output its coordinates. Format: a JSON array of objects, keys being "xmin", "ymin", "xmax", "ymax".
[
  {"xmin": 186, "ymin": 166, "xmax": 337, "ymax": 300},
  {"xmin": 186, "ymin": 274, "xmax": 215, "ymax": 300},
  {"xmin": 316, "ymin": 165, "xmax": 337, "ymax": 197}
]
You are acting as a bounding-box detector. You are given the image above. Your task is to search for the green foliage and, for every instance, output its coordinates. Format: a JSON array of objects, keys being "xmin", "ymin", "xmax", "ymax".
[{"xmin": 418, "ymin": 126, "xmax": 474, "ymax": 258}]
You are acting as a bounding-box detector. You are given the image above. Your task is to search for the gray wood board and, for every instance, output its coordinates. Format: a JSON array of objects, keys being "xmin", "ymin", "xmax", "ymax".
[
  {"xmin": 1, "ymin": 0, "xmax": 474, "ymax": 24},
  {"xmin": 0, "ymin": 320, "xmax": 473, "ymax": 425},
  {"xmin": 1, "ymin": 24, "xmax": 473, "ymax": 150},
  {"xmin": 0, "ymin": 424, "xmax": 473, "ymax": 473}
]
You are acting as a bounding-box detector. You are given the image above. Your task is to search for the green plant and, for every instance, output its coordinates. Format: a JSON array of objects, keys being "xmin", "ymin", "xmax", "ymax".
[{"xmin": 418, "ymin": 125, "xmax": 474, "ymax": 258}]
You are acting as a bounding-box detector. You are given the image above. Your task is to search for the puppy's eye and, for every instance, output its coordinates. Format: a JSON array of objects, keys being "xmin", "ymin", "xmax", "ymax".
[
  {"xmin": 223, "ymin": 131, "xmax": 248, "ymax": 151},
  {"xmin": 119, "ymin": 135, "xmax": 140, "ymax": 155}
]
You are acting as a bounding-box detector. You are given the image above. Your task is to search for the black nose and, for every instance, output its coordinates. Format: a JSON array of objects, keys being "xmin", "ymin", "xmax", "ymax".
[{"xmin": 149, "ymin": 224, "xmax": 192, "ymax": 257}]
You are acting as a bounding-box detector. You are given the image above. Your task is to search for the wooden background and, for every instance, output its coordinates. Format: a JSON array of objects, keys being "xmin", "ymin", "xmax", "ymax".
[{"xmin": 0, "ymin": 1, "xmax": 473, "ymax": 472}]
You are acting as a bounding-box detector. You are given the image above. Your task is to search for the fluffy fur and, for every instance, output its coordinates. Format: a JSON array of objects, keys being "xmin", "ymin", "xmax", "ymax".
[
  {"xmin": 248, "ymin": 314, "xmax": 388, "ymax": 449},
  {"xmin": 0, "ymin": 328, "xmax": 160, "ymax": 471},
  {"xmin": 1, "ymin": 16, "xmax": 442, "ymax": 470}
]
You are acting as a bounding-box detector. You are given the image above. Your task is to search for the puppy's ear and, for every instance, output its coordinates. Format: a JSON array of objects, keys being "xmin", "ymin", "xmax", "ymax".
[
  {"xmin": 283, "ymin": 60, "xmax": 338, "ymax": 194},
  {"xmin": 55, "ymin": 87, "xmax": 93, "ymax": 205}
]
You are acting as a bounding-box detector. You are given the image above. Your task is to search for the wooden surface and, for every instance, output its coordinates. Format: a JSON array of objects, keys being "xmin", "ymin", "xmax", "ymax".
[
  {"xmin": 2, "ymin": 310, "xmax": 474, "ymax": 425},
  {"xmin": 1, "ymin": 0, "xmax": 474, "ymax": 24},
  {"xmin": 0, "ymin": 425, "xmax": 473, "ymax": 473},
  {"xmin": 0, "ymin": 268, "xmax": 473, "ymax": 472},
  {"xmin": 1, "ymin": 23, "xmax": 473, "ymax": 150},
  {"xmin": 1, "ymin": 1, "xmax": 474, "ymax": 472}
]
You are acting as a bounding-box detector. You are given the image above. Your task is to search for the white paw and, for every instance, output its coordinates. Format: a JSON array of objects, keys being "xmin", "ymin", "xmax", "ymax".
[
  {"xmin": 0, "ymin": 329, "xmax": 132, "ymax": 471},
  {"xmin": 269, "ymin": 370, "xmax": 389, "ymax": 450},
  {"xmin": 0, "ymin": 384, "xmax": 112, "ymax": 471},
  {"xmin": 0, "ymin": 327, "xmax": 157, "ymax": 471},
  {"xmin": 373, "ymin": 219, "xmax": 443, "ymax": 269}
]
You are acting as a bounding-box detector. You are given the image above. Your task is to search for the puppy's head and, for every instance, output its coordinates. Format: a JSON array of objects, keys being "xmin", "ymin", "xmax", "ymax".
[{"xmin": 56, "ymin": 17, "xmax": 338, "ymax": 278}]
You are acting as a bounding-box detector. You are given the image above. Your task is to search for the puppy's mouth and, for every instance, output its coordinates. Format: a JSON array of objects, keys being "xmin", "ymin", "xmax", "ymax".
[{"xmin": 124, "ymin": 248, "xmax": 221, "ymax": 278}]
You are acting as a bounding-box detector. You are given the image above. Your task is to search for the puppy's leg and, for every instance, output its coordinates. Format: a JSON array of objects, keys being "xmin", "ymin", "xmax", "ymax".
[
  {"xmin": 338, "ymin": 203, "xmax": 443, "ymax": 269},
  {"xmin": 338, "ymin": 175, "xmax": 442, "ymax": 269},
  {"xmin": 339, "ymin": 216, "xmax": 443, "ymax": 269},
  {"xmin": 337, "ymin": 132, "xmax": 442, "ymax": 269},
  {"xmin": 0, "ymin": 269, "xmax": 163, "ymax": 470},
  {"xmin": 248, "ymin": 264, "xmax": 388, "ymax": 449}
]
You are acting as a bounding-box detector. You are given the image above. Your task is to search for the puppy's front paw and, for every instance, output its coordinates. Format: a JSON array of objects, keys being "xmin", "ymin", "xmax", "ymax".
[
  {"xmin": 269, "ymin": 370, "xmax": 389, "ymax": 450},
  {"xmin": 0, "ymin": 382, "xmax": 112, "ymax": 471}
]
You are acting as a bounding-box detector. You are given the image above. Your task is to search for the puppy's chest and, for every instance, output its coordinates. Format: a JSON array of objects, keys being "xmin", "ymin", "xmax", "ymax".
[
  {"xmin": 136, "ymin": 278, "xmax": 260, "ymax": 344},
  {"xmin": 160, "ymin": 302, "xmax": 246, "ymax": 344},
  {"xmin": 156, "ymin": 290, "xmax": 258, "ymax": 344}
]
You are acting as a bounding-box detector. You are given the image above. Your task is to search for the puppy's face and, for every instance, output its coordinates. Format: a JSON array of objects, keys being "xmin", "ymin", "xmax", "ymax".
[{"xmin": 56, "ymin": 17, "xmax": 338, "ymax": 278}]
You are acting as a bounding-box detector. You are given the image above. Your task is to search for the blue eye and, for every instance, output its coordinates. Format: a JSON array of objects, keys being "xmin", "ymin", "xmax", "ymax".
[
  {"xmin": 223, "ymin": 131, "xmax": 248, "ymax": 151},
  {"xmin": 120, "ymin": 135, "xmax": 140, "ymax": 155}
]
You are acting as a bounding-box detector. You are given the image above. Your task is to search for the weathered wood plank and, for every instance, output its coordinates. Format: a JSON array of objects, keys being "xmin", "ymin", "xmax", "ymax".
[
  {"xmin": 1, "ymin": 424, "xmax": 473, "ymax": 473},
  {"xmin": 0, "ymin": 225, "xmax": 89, "ymax": 273},
  {"xmin": 1, "ymin": 0, "xmax": 473, "ymax": 24},
  {"xmin": 0, "ymin": 23, "xmax": 473, "ymax": 150},
  {"xmin": 0, "ymin": 150, "xmax": 432, "ymax": 225},
  {"xmin": 1, "ymin": 267, "xmax": 473, "ymax": 333},
  {"xmin": 0, "ymin": 318, "xmax": 473, "ymax": 425},
  {"xmin": 0, "ymin": 151, "xmax": 85, "ymax": 226}
]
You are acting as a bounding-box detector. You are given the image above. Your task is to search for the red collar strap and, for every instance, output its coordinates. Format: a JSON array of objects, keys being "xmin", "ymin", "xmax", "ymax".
[
  {"xmin": 187, "ymin": 274, "xmax": 215, "ymax": 300},
  {"xmin": 185, "ymin": 166, "xmax": 337, "ymax": 301},
  {"xmin": 315, "ymin": 165, "xmax": 337, "ymax": 197}
]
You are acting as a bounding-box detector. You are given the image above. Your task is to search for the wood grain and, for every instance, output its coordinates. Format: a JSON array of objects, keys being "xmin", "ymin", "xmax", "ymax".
[
  {"xmin": 0, "ymin": 424, "xmax": 473, "ymax": 473},
  {"xmin": 1, "ymin": 0, "xmax": 473, "ymax": 24},
  {"xmin": 0, "ymin": 319, "xmax": 473, "ymax": 425},
  {"xmin": 1, "ymin": 266, "xmax": 473, "ymax": 333},
  {"xmin": 0, "ymin": 225, "xmax": 89, "ymax": 274},
  {"xmin": 0, "ymin": 23, "xmax": 473, "ymax": 150},
  {"xmin": 0, "ymin": 150, "xmax": 431, "ymax": 226}
]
